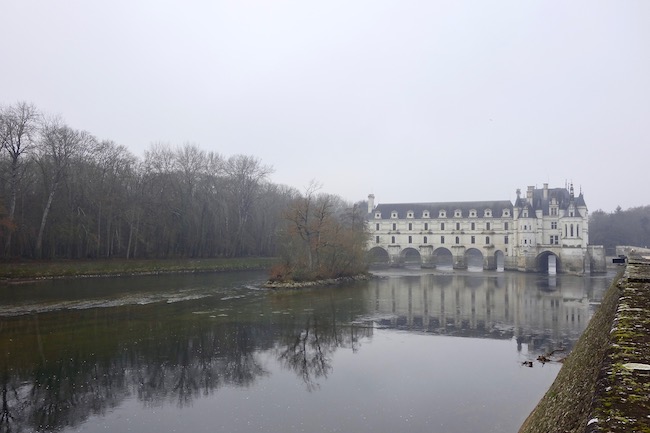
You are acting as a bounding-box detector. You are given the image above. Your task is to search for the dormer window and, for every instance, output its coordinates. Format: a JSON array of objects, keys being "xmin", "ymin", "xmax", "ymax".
[
  {"xmin": 522, "ymin": 209, "xmax": 528, "ymax": 218},
  {"xmin": 423, "ymin": 211, "xmax": 429, "ymax": 218},
  {"xmin": 374, "ymin": 212, "xmax": 381, "ymax": 219},
  {"xmin": 439, "ymin": 210, "xmax": 446, "ymax": 218},
  {"xmin": 503, "ymin": 209, "xmax": 510, "ymax": 217},
  {"xmin": 469, "ymin": 209, "xmax": 477, "ymax": 218},
  {"xmin": 454, "ymin": 209, "xmax": 462, "ymax": 218},
  {"xmin": 391, "ymin": 211, "xmax": 398, "ymax": 219},
  {"xmin": 484, "ymin": 209, "xmax": 492, "ymax": 217},
  {"xmin": 407, "ymin": 211, "xmax": 414, "ymax": 219}
]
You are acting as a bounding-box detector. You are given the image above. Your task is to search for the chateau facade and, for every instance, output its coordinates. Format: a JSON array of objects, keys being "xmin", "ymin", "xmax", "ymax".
[{"xmin": 366, "ymin": 183, "xmax": 606, "ymax": 274}]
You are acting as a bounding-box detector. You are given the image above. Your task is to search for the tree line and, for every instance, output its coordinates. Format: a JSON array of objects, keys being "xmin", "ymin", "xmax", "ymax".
[
  {"xmin": 0, "ymin": 101, "xmax": 369, "ymax": 270},
  {"xmin": 589, "ymin": 205, "xmax": 650, "ymax": 253}
]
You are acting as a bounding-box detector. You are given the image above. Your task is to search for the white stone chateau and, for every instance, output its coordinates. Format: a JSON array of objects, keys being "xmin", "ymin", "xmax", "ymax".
[{"xmin": 366, "ymin": 183, "xmax": 606, "ymax": 274}]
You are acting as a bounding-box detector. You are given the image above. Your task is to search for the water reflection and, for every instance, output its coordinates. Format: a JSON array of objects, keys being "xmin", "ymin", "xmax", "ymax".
[
  {"xmin": 0, "ymin": 270, "xmax": 612, "ymax": 433},
  {"xmin": 366, "ymin": 270, "xmax": 609, "ymax": 356}
]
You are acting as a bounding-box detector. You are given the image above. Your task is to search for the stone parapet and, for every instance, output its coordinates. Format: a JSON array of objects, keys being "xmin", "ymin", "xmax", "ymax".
[
  {"xmin": 587, "ymin": 256, "xmax": 650, "ymax": 432},
  {"xmin": 519, "ymin": 255, "xmax": 650, "ymax": 433}
]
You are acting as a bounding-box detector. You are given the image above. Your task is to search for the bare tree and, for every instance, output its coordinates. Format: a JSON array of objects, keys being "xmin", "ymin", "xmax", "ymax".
[
  {"xmin": 272, "ymin": 181, "xmax": 369, "ymax": 282},
  {"xmin": 34, "ymin": 118, "xmax": 95, "ymax": 258},
  {"xmin": 223, "ymin": 155, "xmax": 273, "ymax": 257},
  {"xmin": 0, "ymin": 102, "xmax": 40, "ymax": 256}
]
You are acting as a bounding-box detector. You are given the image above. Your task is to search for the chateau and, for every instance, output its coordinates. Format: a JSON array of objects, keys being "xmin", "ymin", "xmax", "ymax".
[{"xmin": 366, "ymin": 183, "xmax": 606, "ymax": 274}]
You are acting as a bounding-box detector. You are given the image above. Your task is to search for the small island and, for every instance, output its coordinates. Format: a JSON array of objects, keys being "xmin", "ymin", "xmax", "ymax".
[{"xmin": 264, "ymin": 183, "xmax": 369, "ymax": 289}]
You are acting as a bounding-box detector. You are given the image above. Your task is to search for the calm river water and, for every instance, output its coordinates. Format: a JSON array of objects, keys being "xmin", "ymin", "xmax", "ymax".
[{"xmin": 0, "ymin": 268, "xmax": 614, "ymax": 433}]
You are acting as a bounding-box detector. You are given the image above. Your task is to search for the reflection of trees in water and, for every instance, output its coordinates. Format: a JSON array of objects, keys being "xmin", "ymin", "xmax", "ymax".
[
  {"xmin": 0, "ymin": 300, "xmax": 373, "ymax": 432},
  {"xmin": 135, "ymin": 327, "xmax": 268, "ymax": 408},
  {"xmin": 275, "ymin": 313, "xmax": 372, "ymax": 391},
  {"xmin": 277, "ymin": 317, "xmax": 333, "ymax": 391},
  {"xmin": 0, "ymin": 313, "xmax": 271, "ymax": 432}
]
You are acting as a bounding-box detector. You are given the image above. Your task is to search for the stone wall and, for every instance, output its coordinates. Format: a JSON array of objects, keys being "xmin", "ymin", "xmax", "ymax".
[{"xmin": 519, "ymin": 256, "xmax": 650, "ymax": 433}]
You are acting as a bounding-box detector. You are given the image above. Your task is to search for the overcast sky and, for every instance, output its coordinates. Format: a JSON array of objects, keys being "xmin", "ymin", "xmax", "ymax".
[{"xmin": 2, "ymin": 1, "xmax": 649, "ymax": 212}]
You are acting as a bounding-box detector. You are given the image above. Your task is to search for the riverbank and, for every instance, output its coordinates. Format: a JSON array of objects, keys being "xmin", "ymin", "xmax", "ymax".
[
  {"xmin": 0, "ymin": 257, "xmax": 277, "ymax": 281},
  {"xmin": 519, "ymin": 255, "xmax": 650, "ymax": 433}
]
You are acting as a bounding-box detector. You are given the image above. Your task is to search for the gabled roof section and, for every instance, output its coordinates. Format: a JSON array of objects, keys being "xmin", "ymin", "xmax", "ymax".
[
  {"xmin": 372, "ymin": 200, "xmax": 513, "ymax": 219},
  {"xmin": 516, "ymin": 187, "xmax": 588, "ymax": 215}
]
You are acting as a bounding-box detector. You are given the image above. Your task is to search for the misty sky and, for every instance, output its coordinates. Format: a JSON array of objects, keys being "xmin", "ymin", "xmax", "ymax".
[{"xmin": 2, "ymin": 1, "xmax": 649, "ymax": 212}]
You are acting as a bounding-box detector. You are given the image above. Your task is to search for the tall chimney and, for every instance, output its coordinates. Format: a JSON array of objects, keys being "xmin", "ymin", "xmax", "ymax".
[
  {"xmin": 367, "ymin": 194, "xmax": 375, "ymax": 214},
  {"xmin": 543, "ymin": 183, "xmax": 548, "ymax": 200},
  {"xmin": 527, "ymin": 186, "xmax": 534, "ymax": 203}
]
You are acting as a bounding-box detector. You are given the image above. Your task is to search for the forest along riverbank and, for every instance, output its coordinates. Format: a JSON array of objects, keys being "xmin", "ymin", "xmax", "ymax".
[
  {"xmin": 519, "ymin": 255, "xmax": 650, "ymax": 433},
  {"xmin": 0, "ymin": 257, "xmax": 277, "ymax": 281}
]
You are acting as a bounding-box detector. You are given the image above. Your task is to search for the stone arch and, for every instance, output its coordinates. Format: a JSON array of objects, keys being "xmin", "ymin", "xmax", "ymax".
[
  {"xmin": 367, "ymin": 246, "xmax": 389, "ymax": 265},
  {"xmin": 494, "ymin": 250, "xmax": 505, "ymax": 271},
  {"xmin": 536, "ymin": 250, "xmax": 561, "ymax": 274},
  {"xmin": 400, "ymin": 247, "xmax": 422, "ymax": 266},
  {"xmin": 432, "ymin": 247, "xmax": 453, "ymax": 269},
  {"xmin": 465, "ymin": 248, "xmax": 484, "ymax": 270}
]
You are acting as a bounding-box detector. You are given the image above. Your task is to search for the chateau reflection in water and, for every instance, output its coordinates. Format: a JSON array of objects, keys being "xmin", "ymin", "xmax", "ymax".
[{"xmin": 364, "ymin": 271, "xmax": 606, "ymax": 354}]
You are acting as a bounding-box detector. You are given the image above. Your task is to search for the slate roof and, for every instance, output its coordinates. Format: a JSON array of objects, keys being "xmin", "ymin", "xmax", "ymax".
[
  {"xmin": 514, "ymin": 187, "xmax": 587, "ymax": 216},
  {"xmin": 371, "ymin": 200, "xmax": 513, "ymax": 219}
]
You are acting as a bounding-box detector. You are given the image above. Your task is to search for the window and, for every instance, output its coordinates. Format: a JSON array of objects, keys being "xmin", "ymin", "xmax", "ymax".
[
  {"xmin": 376, "ymin": 236, "xmax": 380, "ymax": 243},
  {"xmin": 577, "ymin": 224, "xmax": 580, "ymax": 236},
  {"xmin": 454, "ymin": 210, "xmax": 462, "ymax": 217},
  {"xmin": 486, "ymin": 222, "xmax": 491, "ymax": 230},
  {"xmin": 503, "ymin": 209, "xmax": 510, "ymax": 217},
  {"xmin": 439, "ymin": 210, "xmax": 446, "ymax": 218},
  {"xmin": 391, "ymin": 236, "xmax": 396, "ymax": 244},
  {"xmin": 504, "ymin": 222, "xmax": 509, "ymax": 231},
  {"xmin": 392, "ymin": 223, "xmax": 397, "ymax": 231},
  {"xmin": 375, "ymin": 212, "xmax": 381, "ymax": 219},
  {"xmin": 522, "ymin": 210, "xmax": 528, "ymax": 217},
  {"xmin": 455, "ymin": 222, "xmax": 460, "ymax": 230},
  {"xmin": 408, "ymin": 236, "xmax": 412, "ymax": 244},
  {"xmin": 550, "ymin": 207, "xmax": 557, "ymax": 216},
  {"xmin": 471, "ymin": 236, "xmax": 475, "ymax": 244},
  {"xmin": 485, "ymin": 209, "xmax": 492, "ymax": 217},
  {"xmin": 565, "ymin": 224, "xmax": 568, "ymax": 237},
  {"xmin": 424, "ymin": 236, "xmax": 428, "ymax": 244},
  {"xmin": 375, "ymin": 223, "xmax": 380, "ymax": 231},
  {"xmin": 551, "ymin": 222, "xmax": 557, "ymax": 230},
  {"xmin": 505, "ymin": 236, "xmax": 509, "ymax": 244},
  {"xmin": 423, "ymin": 211, "xmax": 429, "ymax": 218},
  {"xmin": 470, "ymin": 210, "xmax": 476, "ymax": 217},
  {"xmin": 570, "ymin": 224, "xmax": 574, "ymax": 237},
  {"xmin": 485, "ymin": 236, "xmax": 490, "ymax": 245},
  {"xmin": 441, "ymin": 222, "xmax": 445, "ymax": 230},
  {"xmin": 455, "ymin": 236, "xmax": 460, "ymax": 244},
  {"xmin": 550, "ymin": 235, "xmax": 558, "ymax": 245},
  {"xmin": 441, "ymin": 236, "xmax": 445, "ymax": 244},
  {"xmin": 424, "ymin": 222, "xmax": 429, "ymax": 230},
  {"xmin": 471, "ymin": 222, "xmax": 475, "ymax": 230},
  {"xmin": 408, "ymin": 223, "xmax": 412, "ymax": 231},
  {"xmin": 407, "ymin": 212, "xmax": 413, "ymax": 218},
  {"xmin": 391, "ymin": 212, "xmax": 398, "ymax": 218},
  {"xmin": 569, "ymin": 210, "xmax": 575, "ymax": 217}
]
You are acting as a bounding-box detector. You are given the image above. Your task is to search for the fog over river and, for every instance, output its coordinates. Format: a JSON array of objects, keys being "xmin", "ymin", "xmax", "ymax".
[{"xmin": 0, "ymin": 268, "xmax": 614, "ymax": 433}]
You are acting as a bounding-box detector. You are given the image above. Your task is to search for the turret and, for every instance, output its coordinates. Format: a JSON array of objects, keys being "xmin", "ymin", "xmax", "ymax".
[{"xmin": 367, "ymin": 194, "xmax": 375, "ymax": 214}]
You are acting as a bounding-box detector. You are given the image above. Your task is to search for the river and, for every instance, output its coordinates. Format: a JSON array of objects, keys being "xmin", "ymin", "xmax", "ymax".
[{"xmin": 0, "ymin": 268, "xmax": 614, "ymax": 433}]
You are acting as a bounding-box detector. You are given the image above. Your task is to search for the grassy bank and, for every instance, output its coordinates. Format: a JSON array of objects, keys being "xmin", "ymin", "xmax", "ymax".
[
  {"xmin": 0, "ymin": 257, "xmax": 278, "ymax": 280},
  {"xmin": 518, "ymin": 270, "xmax": 623, "ymax": 433}
]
